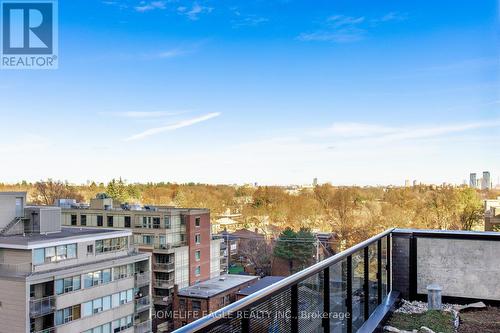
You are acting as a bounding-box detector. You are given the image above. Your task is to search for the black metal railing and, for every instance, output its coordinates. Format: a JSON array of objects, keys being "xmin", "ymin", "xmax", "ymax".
[{"xmin": 173, "ymin": 228, "xmax": 394, "ymax": 333}]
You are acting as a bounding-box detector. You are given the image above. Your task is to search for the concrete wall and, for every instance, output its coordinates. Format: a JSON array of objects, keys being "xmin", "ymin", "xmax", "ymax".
[
  {"xmin": 0, "ymin": 278, "xmax": 27, "ymax": 333},
  {"xmin": 417, "ymin": 237, "xmax": 500, "ymax": 300},
  {"xmin": 0, "ymin": 192, "xmax": 26, "ymax": 230}
]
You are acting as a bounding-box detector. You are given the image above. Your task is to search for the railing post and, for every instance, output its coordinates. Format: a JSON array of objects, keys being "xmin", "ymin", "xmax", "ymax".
[
  {"xmin": 387, "ymin": 235, "xmax": 391, "ymax": 292},
  {"xmin": 346, "ymin": 255, "xmax": 352, "ymax": 333},
  {"xmin": 409, "ymin": 235, "xmax": 418, "ymax": 301},
  {"xmin": 363, "ymin": 247, "xmax": 369, "ymax": 320},
  {"xmin": 377, "ymin": 239, "xmax": 382, "ymax": 304},
  {"xmin": 241, "ymin": 310, "xmax": 250, "ymax": 333},
  {"xmin": 291, "ymin": 284, "xmax": 299, "ymax": 333},
  {"xmin": 323, "ymin": 267, "xmax": 330, "ymax": 333}
]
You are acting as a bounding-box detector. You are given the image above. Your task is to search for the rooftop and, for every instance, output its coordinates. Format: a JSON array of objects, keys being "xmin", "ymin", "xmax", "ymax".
[
  {"xmin": 177, "ymin": 274, "xmax": 259, "ymax": 299},
  {"xmin": 0, "ymin": 226, "xmax": 130, "ymax": 249},
  {"xmin": 236, "ymin": 276, "xmax": 286, "ymax": 297}
]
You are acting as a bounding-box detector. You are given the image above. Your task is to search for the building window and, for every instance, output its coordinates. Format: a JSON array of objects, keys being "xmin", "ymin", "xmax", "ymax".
[
  {"xmin": 195, "ymin": 234, "xmax": 201, "ymax": 244},
  {"xmin": 153, "ymin": 217, "xmax": 161, "ymax": 229},
  {"xmin": 15, "ymin": 197, "xmax": 23, "ymax": 217},
  {"xmin": 83, "ymin": 316, "xmax": 132, "ymax": 333},
  {"xmin": 192, "ymin": 300, "xmax": 201, "ymax": 312},
  {"xmin": 195, "ymin": 266, "xmax": 201, "ymax": 276},
  {"xmin": 71, "ymin": 215, "xmax": 77, "ymax": 226},
  {"xmin": 55, "ymin": 275, "xmax": 81, "ymax": 295},
  {"xmin": 97, "ymin": 215, "xmax": 103, "ymax": 227},
  {"xmin": 56, "ymin": 304, "xmax": 80, "ymax": 325},
  {"xmin": 87, "ymin": 244, "xmax": 93, "ymax": 255},
  {"xmin": 142, "ymin": 235, "xmax": 153, "ymax": 245},
  {"xmin": 195, "ymin": 250, "xmax": 201, "ymax": 261},
  {"xmin": 195, "ymin": 217, "xmax": 201, "ymax": 227},
  {"xmin": 142, "ymin": 217, "xmax": 152, "ymax": 228},
  {"xmin": 113, "ymin": 264, "xmax": 133, "ymax": 280},
  {"xmin": 81, "ymin": 215, "xmax": 87, "ymax": 226},
  {"xmin": 164, "ymin": 216, "xmax": 171, "ymax": 229},
  {"xmin": 124, "ymin": 216, "xmax": 131, "ymax": 228},
  {"xmin": 84, "ymin": 268, "xmax": 112, "ymax": 288},
  {"xmin": 95, "ymin": 237, "xmax": 128, "ymax": 254},
  {"xmin": 82, "ymin": 289, "xmax": 133, "ymax": 318},
  {"xmin": 33, "ymin": 243, "xmax": 77, "ymax": 265},
  {"xmin": 107, "ymin": 216, "xmax": 114, "ymax": 227},
  {"xmin": 179, "ymin": 298, "xmax": 186, "ymax": 311}
]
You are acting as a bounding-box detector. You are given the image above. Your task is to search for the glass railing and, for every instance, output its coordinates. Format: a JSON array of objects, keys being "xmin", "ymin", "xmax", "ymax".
[
  {"xmin": 135, "ymin": 295, "xmax": 150, "ymax": 311},
  {"xmin": 172, "ymin": 229, "xmax": 393, "ymax": 333},
  {"xmin": 32, "ymin": 327, "xmax": 56, "ymax": 333},
  {"xmin": 30, "ymin": 295, "xmax": 56, "ymax": 317},
  {"xmin": 134, "ymin": 319, "xmax": 152, "ymax": 333},
  {"xmin": 135, "ymin": 271, "xmax": 151, "ymax": 286},
  {"xmin": 153, "ymin": 262, "xmax": 175, "ymax": 271},
  {"xmin": 154, "ymin": 278, "xmax": 174, "ymax": 289}
]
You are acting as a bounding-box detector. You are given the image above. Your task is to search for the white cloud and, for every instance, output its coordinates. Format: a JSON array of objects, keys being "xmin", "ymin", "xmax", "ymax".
[
  {"xmin": 125, "ymin": 112, "xmax": 221, "ymax": 141},
  {"xmin": 178, "ymin": 3, "xmax": 213, "ymax": 20},
  {"xmin": 299, "ymin": 12, "xmax": 406, "ymax": 43},
  {"xmin": 135, "ymin": 1, "xmax": 166, "ymax": 12},
  {"xmin": 101, "ymin": 111, "xmax": 188, "ymax": 118},
  {"xmin": 323, "ymin": 120, "xmax": 500, "ymax": 143},
  {"xmin": 325, "ymin": 122, "xmax": 398, "ymax": 137},
  {"xmin": 157, "ymin": 48, "xmax": 187, "ymax": 59}
]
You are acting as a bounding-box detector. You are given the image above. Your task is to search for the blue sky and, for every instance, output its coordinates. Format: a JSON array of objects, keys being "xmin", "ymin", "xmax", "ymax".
[{"xmin": 0, "ymin": 0, "xmax": 499, "ymax": 186}]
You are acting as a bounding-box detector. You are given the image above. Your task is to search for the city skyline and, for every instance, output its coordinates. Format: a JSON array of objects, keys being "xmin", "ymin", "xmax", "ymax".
[{"xmin": 0, "ymin": 0, "xmax": 499, "ymax": 185}]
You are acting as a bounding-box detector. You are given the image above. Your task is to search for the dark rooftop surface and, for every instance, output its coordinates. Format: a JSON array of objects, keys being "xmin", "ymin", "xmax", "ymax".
[
  {"xmin": 236, "ymin": 276, "xmax": 286, "ymax": 296},
  {"xmin": 0, "ymin": 227, "xmax": 127, "ymax": 247},
  {"xmin": 177, "ymin": 274, "xmax": 259, "ymax": 298}
]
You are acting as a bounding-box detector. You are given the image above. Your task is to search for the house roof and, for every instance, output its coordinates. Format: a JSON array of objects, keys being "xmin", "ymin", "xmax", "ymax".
[
  {"xmin": 177, "ymin": 274, "xmax": 259, "ymax": 299},
  {"xmin": 236, "ymin": 276, "xmax": 286, "ymax": 296}
]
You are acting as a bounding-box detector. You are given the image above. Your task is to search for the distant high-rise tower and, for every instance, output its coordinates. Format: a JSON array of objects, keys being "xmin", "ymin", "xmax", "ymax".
[
  {"xmin": 470, "ymin": 173, "xmax": 477, "ymax": 188},
  {"xmin": 313, "ymin": 178, "xmax": 318, "ymax": 186},
  {"xmin": 482, "ymin": 171, "xmax": 491, "ymax": 190}
]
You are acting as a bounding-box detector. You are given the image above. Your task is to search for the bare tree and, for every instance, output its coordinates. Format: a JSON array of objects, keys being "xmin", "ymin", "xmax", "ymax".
[
  {"xmin": 238, "ymin": 238, "xmax": 274, "ymax": 276},
  {"xmin": 33, "ymin": 179, "xmax": 83, "ymax": 205}
]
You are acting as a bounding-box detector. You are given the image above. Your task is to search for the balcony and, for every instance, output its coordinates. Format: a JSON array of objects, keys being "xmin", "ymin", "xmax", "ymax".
[
  {"xmin": 154, "ymin": 278, "xmax": 174, "ymax": 289},
  {"xmin": 134, "ymin": 319, "xmax": 152, "ymax": 333},
  {"xmin": 153, "ymin": 295, "xmax": 172, "ymax": 305},
  {"xmin": 153, "ymin": 262, "xmax": 175, "ymax": 272},
  {"xmin": 135, "ymin": 271, "xmax": 151, "ymax": 287},
  {"xmin": 172, "ymin": 228, "xmax": 500, "ymax": 333},
  {"xmin": 135, "ymin": 295, "xmax": 151, "ymax": 312},
  {"xmin": 32, "ymin": 328, "xmax": 56, "ymax": 333},
  {"xmin": 30, "ymin": 295, "xmax": 56, "ymax": 318}
]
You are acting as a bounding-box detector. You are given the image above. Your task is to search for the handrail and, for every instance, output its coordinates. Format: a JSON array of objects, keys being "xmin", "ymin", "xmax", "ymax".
[{"xmin": 174, "ymin": 228, "xmax": 394, "ymax": 333}]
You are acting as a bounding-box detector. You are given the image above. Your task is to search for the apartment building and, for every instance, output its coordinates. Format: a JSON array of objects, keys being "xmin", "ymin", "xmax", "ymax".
[
  {"xmin": 0, "ymin": 192, "xmax": 152, "ymax": 333},
  {"xmin": 58, "ymin": 195, "xmax": 222, "ymax": 332}
]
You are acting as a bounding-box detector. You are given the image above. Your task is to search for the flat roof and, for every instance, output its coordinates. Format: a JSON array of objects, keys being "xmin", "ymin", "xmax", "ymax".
[
  {"xmin": 236, "ymin": 276, "xmax": 286, "ymax": 296},
  {"xmin": 177, "ymin": 274, "xmax": 258, "ymax": 299},
  {"xmin": 0, "ymin": 227, "xmax": 131, "ymax": 249}
]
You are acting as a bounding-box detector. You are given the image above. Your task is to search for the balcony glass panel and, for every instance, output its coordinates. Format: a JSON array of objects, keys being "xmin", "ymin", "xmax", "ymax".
[
  {"xmin": 368, "ymin": 243, "xmax": 378, "ymax": 315},
  {"xmin": 248, "ymin": 287, "xmax": 291, "ymax": 332},
  {"xmin": 351, "ymin": 250, "xmax": 365, "ymax": 331},
  {"xmin": 330, "ymin": 259, "xmax": 347, "ymax": 333},
  {"xmin": 381, "ymin": 236, "xmax": 388, "ymax": 297},
  {"xmin": 298, "ymin": 272, "xmax": 323, "ymax": 332}
]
